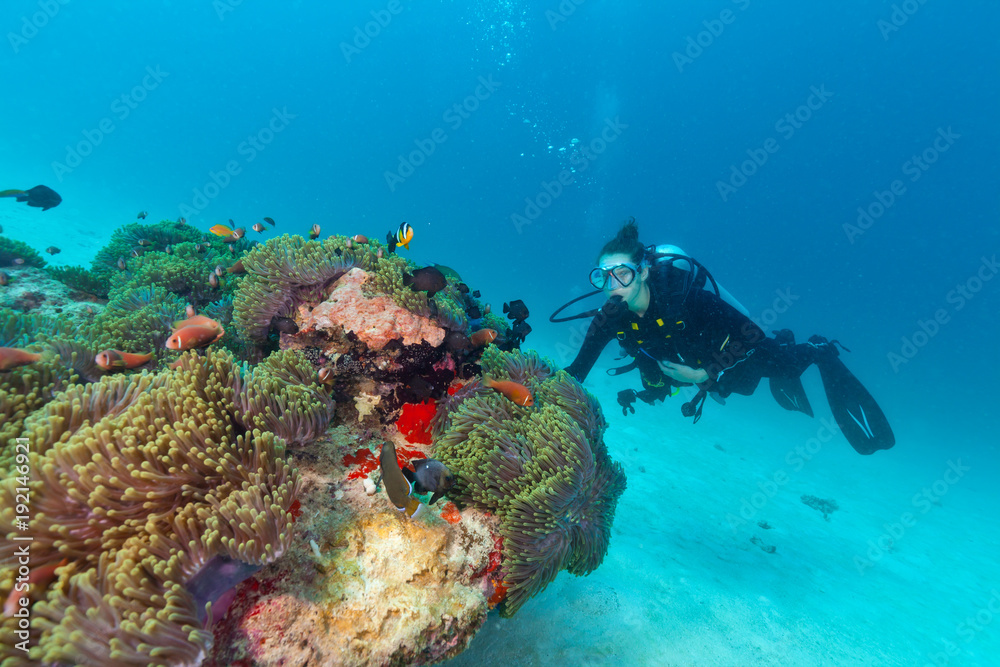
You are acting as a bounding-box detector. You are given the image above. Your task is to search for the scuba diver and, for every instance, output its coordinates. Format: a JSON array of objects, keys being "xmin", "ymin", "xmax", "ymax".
[{"xmin": 553, "ymin": 219, "xmax": 894, "ymax": 455}]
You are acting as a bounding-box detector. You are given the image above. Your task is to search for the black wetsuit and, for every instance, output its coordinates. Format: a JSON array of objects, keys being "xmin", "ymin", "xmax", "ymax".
[{"xmin": 565, "ymin": 269, "xmax": 812, "ymax": 399}]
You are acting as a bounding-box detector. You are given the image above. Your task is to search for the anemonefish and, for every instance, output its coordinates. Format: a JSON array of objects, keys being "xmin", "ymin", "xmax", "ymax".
[
  {"xmin": 3, "ymin": 558, "xmax": 68, "ymax": 617},
  {"xmin": 469, "ymin": 328, "xmax": 498, "ymax": 347},
  {"xmin": 309, "ymin": 224, "xmax": 321, "ymax": 240},
  {"xmin": 484, "ymin": 377, "xmax": 534, "ymax": 407},
  {"xmin": 396, "ymin": 221, "xmax": 413, "ymax": 250},
  {"xmin": 351, "ymin": 234, "xmax": 368, "ymax": 244},
  {"xmin": 379, "ymin": 441, "xmax": 425, "ymax": 519},
  {"xmin": 94, "ymin": 349, "xmax": 153, "ymax": 371},
  {"xmin": 171, "ymin": 315, "xmax": 222, "ymax": 331},
  {"xmin": 209, "ymin": 224, "xmax": 234, "ymax": 237},
  {"xmin": 165, "ymin": 325, "xmax": 224, "ymax": 351},
  {"xmin": 0, "ymin": 347, "xmax": 42, "ymax": 371}
]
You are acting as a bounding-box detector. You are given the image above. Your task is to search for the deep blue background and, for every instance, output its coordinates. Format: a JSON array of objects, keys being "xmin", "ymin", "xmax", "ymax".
[{"xmin": 2, "ymin": 0, "xmax": 998, "ymax": 439}]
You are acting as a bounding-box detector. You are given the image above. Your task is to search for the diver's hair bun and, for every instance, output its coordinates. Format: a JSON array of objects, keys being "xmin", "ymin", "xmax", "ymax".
[{"xmin": 598, "ymin": 217, "xmax": 645, "ymax": 264}]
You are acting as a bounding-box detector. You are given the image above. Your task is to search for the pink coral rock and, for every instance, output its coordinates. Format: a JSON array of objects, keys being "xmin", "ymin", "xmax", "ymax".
[{"xmin": 302, "ymin": 268, "xmax": 445, "ymax": 350}]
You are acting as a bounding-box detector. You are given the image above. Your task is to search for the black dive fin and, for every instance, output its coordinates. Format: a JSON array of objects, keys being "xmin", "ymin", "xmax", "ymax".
[
  {"xmin": 769, "ymin": 375, "xmax": 814, "ymax": 417},
  {"xmin": 812, "ymin": 345, "xmax": 894, "ymax": 455}
]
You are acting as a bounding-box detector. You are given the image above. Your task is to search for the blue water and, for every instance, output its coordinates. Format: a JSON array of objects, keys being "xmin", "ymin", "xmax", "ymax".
[{"xmin": 3, "ymin": 1, "xmax": 999, "ymax": 665}]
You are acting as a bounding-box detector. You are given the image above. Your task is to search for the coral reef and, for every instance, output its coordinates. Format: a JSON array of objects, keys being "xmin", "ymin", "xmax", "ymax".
[
  {"xmin": 45, "ymin": 265, "xmax": 111, "ymax": 299},
  {"xmin": 300, "ymin": 268, "xmax": 446, "ymax": 351},
  {"xmin": 0, "ymin": 348, "xmax": 309, "ymax": 666},
  {"xmin": 204, "ymin": 426, "xmax": 498, "ymax": 667},
  {"xmin": 432, "ymin": 347, "xmax": 627, "ymax": 617}
]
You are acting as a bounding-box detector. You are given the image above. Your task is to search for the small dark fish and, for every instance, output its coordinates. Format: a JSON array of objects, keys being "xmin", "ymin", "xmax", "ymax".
[
  {"xmin": 130, "ymin": 248, "xmax": 141, "ymax": 258},
  {"xmin": 457, "ymin": 283, "xmax": 470, "ymax": 295},
  {"xmin": 271, "ymin": 316, "xmax": 299, "ymax": 334},
  {"xmin": 252, "ymin": 223, "xmax": 265, "ymax": 233},
  {"xmin": 45, "ymin": 246, "xmax": 60, "ymax": 255},
  {"xmin": 209, "ymin": 273, "xmax": 219, "ymax": 288},
  {"xmin": 385, "ymin": 231, "xmax": 397, "ymax": 253},
  {"xmin": 511, "ymin": 319, "xmax": 532, "ymax": 340},
  {"xmin": 0, "ymin": 185, "xmax": 62, "ymax": 211},
  {"xmin": 137, "ymin": 211, "xmax": 147, "ymax": 219},
  {"xmin": 466, "ymin": 305, "xmax": 482, "ymax": 319},
  {"xmin": 165, "ymin": 245, "xmax": 173, "ymax": 255},
  {"xmin": 472, "ymin": 289, "xmax": 481, "ymax": 298},
  {"xmin": 214, "ymin": 265, "xmax": 224, "ymax": 277},
  {"xmin": 177, "ymin": 217, "xmax": 186, "ymax": 225},
  {"xmin": 263, "ymin": 216, "xmax": 276, "ymax": 226},
  {"xmin": 228, "ymin": 244, "xmax": 236, "ymax": 255},
  {"xmin": 0, "ymin": 272, "xmax": 9, "ymax": 286},
  {"xmin": 503, "ymin": 299, "xmax": 529, "ymax": 322},
  {"xmin": 117, "ymin": 257, "xmax": 127, "ymax": 270},
  {"xmin": 334, "ymin": 248, "xmax": 342, "ymax": 257},
  {"xmin": 309, "ymin": 224, "xmax": 321, "ymax": 240},
  {"xmin": 402, "ymin": 459, "xmax": 455, "ymax": 505},
  {"xmin": 137, "ymin": 239, "xmax": 151, "ymax": 246},
  {"xmin": 444, "ymin": 330, "xmax": 473, "ymax": 353},
  {"xmin": 403, "ymin": 266, "xmax": 446, "ymax": 299},
  {"xmin": 228, "ymin": 219, "xmax": 235, "ymax": 225}
]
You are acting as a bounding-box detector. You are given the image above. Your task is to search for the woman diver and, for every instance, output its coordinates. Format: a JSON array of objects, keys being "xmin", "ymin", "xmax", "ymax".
[{"xmin": 557, "ymin": 219, "xmax": 894, "ymax": 455}]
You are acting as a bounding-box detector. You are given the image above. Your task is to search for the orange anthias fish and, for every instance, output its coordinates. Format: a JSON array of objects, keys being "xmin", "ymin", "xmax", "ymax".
[
  {"xmin": 209, "ymin": 223, "xmax": 234, "ymax": 237},
  {"xmin": 94, "ymin": 350, "xmax": 153, "ymax": 371},
  {"xmin": 0, "ymin": 347, "xmax": 42, "ymax": 371},
  {"xmin": 469, "ymin": 328, "xmax": 498, "ymax": 347},
  {"xmin": 165, "ymin": 325, "xmax": 224, "ymax": 351},
  {"xmin": 484, "ymin": 377, "xmax": 534, "ymax": 407}
]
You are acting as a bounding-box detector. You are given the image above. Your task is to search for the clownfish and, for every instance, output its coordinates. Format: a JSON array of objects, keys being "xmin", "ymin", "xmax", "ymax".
[
  {"xmin": 94, "ymin": 349, "xmax": 153, "ymax": 371},
  {"xmin": 379, "ymin": 441, "xmax": 425, "ymax": 519},
  {"xmin": 469, "ymin": 328, "xmax": 497, "ymax": 347},
  {"xmin": 0, "ymin": 347, "xmax": 42, "ymax": 371},
  {"xmin": 396, "ymin": 221, "xmax": 413, "ymax": 250},
  {"xmin": 171, "ymin": 315, "xmax": 222, "ymax": 332},
  {"xmin": 484, "ymin": 377, "xmax": 534, "ymax": 407},
  {"xmin": 165, "ymin": 325, "xmax": 224, "ymax": 351}
]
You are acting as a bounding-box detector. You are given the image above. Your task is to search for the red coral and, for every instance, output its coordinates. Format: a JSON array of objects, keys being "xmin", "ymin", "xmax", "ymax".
[
  {"xmin": 342, "ymin": 448, "xmax": 378, "ymax": 480},
  {"xmin": 396, "ymin": 400, "xmax": 436, "ymax": 444},
  {"xmin": 447, "ymin": 382, "xmax": 464, "ymax": 396},
  {"xmin": 440, "ymin": 502, "xmax": 462, "ymax": 524}
]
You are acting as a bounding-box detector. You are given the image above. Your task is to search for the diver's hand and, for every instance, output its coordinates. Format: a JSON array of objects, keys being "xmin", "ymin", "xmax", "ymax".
[{"xmin": 658, "ymin": 361, "xmax": 709, "ymax": 384}]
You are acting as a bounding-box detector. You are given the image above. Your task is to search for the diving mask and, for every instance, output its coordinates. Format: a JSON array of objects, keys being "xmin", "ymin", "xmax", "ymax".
[{"xmin": 589, "ymin": 262, "xmax": 640, "ymax": 290}]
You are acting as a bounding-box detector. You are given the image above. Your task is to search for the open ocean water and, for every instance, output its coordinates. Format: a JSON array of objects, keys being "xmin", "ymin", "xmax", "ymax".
[{"xmin": 2, "ymin": 1, "xmax": 998, "ymax": 665}]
